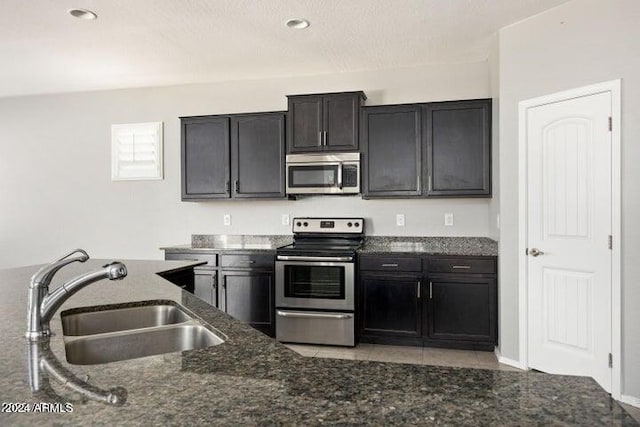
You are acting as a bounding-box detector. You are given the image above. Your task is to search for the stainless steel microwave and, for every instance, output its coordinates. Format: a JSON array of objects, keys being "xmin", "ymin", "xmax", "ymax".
[{"xmin": 285, "ymin": 152, "xmax": 360, "ymax": 195}]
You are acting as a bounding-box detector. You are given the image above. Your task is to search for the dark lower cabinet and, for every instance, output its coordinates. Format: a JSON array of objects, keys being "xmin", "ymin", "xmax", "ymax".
[
  {"xmin": 360, "ymin": 273, "xmax": 422, "ymax": 338},
  {"xmin": 426, "ymin": 275, "xmax": 496, "ymax": 343},
  {"xmin": 219, "ymin": 270, "xmax": 275, "ymax": 337},
  {"xmin": 158, "ymin": 268, "xmax": 195, "ymax": 294},
  {"xmin": 359, "ymin": 255, "xmax": 497, "ymax": 350},
  {"xmin": 194, "ymin": 268, "xmax": 217, "ymax": 307}
]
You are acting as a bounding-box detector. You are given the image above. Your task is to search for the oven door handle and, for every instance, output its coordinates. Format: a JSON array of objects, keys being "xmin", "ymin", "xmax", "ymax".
[
  {"xmin": 276, "ymin": 310, "xmax": 353, "ymax": 320},
  {"xmin": 276, "ymin": 255, "xmax": 354, "ymax": 262}
]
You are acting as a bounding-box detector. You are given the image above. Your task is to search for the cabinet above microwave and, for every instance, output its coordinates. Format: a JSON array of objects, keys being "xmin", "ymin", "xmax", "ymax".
[{"xmin": 286, "ymin": 92, "xmax": 366, "ymax": 154}]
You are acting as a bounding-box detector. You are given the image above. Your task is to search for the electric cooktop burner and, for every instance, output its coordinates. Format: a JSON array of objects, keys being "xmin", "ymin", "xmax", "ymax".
[{"xmin": 277, "ymin": 217, "xmax": 365, "ymax": 257}]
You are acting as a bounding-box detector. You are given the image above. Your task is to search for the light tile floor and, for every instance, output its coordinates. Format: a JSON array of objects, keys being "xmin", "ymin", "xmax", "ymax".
[{"xmin": 284, "ymin": 343, "xmax": 523, "ymax": 371}]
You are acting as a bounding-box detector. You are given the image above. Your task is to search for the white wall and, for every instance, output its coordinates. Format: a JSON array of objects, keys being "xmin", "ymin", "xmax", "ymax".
[
  {"xmin": 0, "ymin": 62, "xmax": 491, "ymax": 270},
  {"xmin": 498, "ymin": 0, "xmax": 640, "ymax": 399},
  {"xmin": 487, "ymin": 35, "xmax": 500, "ymax": 241}
]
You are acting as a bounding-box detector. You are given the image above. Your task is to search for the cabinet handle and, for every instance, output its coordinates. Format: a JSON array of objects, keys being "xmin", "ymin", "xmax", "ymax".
[
  {"xmin": 452, "ymin": 265, "xmax": 471, "ymax": 269},
  {"xmin": 234, "ymin": 180, "xmax": 239, "ymax": 193},
  {"xmin": 318, "ymin": 131, "xmax": 323, "ymax": 147},
  {"xmin": 323, "ymin": 131, "xmax": 327, "ymax": 146},
  {"xmin": 238, "ymin": 260, "xmax": 256, "ymax": 264},
  {"xmin": 226, "ymin": 181, "xmax": 230, "ymax": 194},
  {"xmin": 381, "ymin": 263, "xmax": 398, "ymax": 267},
  {"xmin": 417, "ymin": 280, "xmax": 421, "ymax": 299},
  {"xmin": 428, "ymin": 175, "xmax": 432, "ymax": 191},
  {"xmin": 429, "ymin": 281, "xmax": 433, "ymax": 299}
]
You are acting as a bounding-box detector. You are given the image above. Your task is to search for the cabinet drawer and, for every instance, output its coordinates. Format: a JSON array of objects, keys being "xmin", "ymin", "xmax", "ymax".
[
  {"xmin": 359, "ymin": 256, "xmax": 421, "ymax": 272},
  {"xmin": 221, "ymin": 254, "xmax": 274, "ymax": 269},
  {"xmin": 165, "ymin": 252, "xmax": 217, "ymax": 267},
  {"xmin": 426, "ymin": 257, "xmax": 496, "ymax": 274}
]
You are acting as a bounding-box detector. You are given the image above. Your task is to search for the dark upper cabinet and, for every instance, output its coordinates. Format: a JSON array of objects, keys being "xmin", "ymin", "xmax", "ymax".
[
  {"xmin": 361, "ymin": 105, "xmax": 422, "ymax": 198},
  {"xmin": 424, "ymin": 99, "xmax": 491, "ymax": 196},
  {"xmin": 360, "ymin": 273, "xmax": 422, "ymax": 338},
  {"xmin": 181, "ymin": 117, "xmax": 230, "ymax": 199},
  {"xmin": 181, "ymin": 112, "xmax": 286, "ymax": 201},
  {"xmin": 219, "ymin": 270, "xmax": 275, "ymax": 337},
  {"xmin": 426, "ymin": 275, "xmax": 497, "ymax": 343},
  {"xmin": 360, "ymin": 99, "xmax": 492, "ymax": 199},
  {"xmin": 287, "ymin": 92, "xmax": 365, "ymax": 153},
  {"xmin": 230, "ymin": 113, "xmax": 286, "ymax": 198}
]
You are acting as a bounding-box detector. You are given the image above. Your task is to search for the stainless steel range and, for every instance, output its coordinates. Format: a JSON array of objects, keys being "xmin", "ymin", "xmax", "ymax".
[{"xmin": 275, "ymin": 217, "xmax": 364, "ymax": 347}]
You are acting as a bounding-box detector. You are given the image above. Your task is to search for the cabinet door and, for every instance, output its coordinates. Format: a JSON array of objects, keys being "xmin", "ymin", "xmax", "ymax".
[
  {"xmin": 360, "ymin": 273, "xmax": 422, "ymax": 337},
  {"xmin": 231, "ymin": 113, "xmax": 286, "ymax": 198},
  {"xmin": 287, "ymin": 96, "xmax": 324, "ymax": 153},
  {"xmin": 194, "ymin": 270, "xmax": 217, "ymax": 306},
  {"xmin": 427, "ymin": 275, "xmax": 496, "ymax": 343},
  {"xmin": 181, "ymin": 117, "xmax": 230, "ymax": 199},
  {"xmin": 424, "ymin": 100, "xmax": 491, "ymax": 196},
  {"xmin": 361, "ymin": 105, "xmax": 422, "ymax": 197},
  {"xmin": 323, "ymin": 93, "xmax": 360, "ymax": 151},
  {"xmin": 219, "ymin": 270, "xmax": 274, "ymax": 337}
]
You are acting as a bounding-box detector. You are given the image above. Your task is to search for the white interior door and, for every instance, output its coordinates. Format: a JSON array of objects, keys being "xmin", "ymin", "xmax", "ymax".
[{"xmin": 526, "ymin": 91, "xmax": 612, "ymax": 391}]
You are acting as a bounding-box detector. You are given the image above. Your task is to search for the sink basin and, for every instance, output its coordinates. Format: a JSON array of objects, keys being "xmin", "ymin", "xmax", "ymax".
[
  {"xmin": 64, "ymin": 324, "xmax": 224, "ymax": 365},
  {"xmin": 61, "ymin": 304, "xmax": 192, "ymax": 336},
  {"xmin": 60, "ymin": 301, "xmax": 225, "ymax": 365}
]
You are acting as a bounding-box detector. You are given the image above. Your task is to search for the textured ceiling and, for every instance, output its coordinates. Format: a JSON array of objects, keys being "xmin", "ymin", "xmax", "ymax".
[{"xmin": 0, "ymin": 0, "xmax": 569, "ymax": 97}]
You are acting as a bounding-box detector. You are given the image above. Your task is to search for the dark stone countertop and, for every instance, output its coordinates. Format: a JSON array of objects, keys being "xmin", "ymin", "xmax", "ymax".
[
  {"xmin": 161, "ymin": 235, "xmax": 293, "ymax": 253},
  {"xmin": 0, "ymin": 259, "xmax": 635, "ymax": 425},
  {"xmin": 162, "ymin": 235, "xmax": 497, "ymax": 257},
  {"xmin": 359, "ymin": 236, "xmax": 498, "ymax": 256}
]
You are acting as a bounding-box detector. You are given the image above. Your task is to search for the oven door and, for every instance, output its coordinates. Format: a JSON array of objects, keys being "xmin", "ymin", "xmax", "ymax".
[
  {"xmin": 275, "ymin": 257, "xmax": 354, "ymax": 311},
  {"xmin": 286, "ymin": 162, "xmax": 344, "ymax": 194}
]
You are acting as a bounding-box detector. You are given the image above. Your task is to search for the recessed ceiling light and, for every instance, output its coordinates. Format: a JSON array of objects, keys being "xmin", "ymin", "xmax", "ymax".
[
  {"xmin": 68, "ymin": 8, "xmax": 98, "ymax": 20},
  {"xmin": 285, "ymin": 18, "xmax": 310, "ymax": 29}
]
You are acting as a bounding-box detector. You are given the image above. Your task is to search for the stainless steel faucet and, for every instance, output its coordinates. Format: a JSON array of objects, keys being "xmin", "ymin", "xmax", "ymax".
[{"xmin": 26, "ymin": 249, "xmax": 127, "ymax": 341}]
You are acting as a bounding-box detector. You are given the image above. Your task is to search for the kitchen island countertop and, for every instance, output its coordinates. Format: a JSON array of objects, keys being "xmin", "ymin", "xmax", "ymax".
[{"xmin": 0, "ymin": 259, "xmax": 634, "ymax": 426}]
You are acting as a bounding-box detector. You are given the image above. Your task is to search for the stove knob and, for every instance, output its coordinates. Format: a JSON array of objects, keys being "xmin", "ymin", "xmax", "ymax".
[
  {"xmin": 354, "ymin": 222, "xmax": 360, "ymax": 228},
  {"xmin": 303, "ymin": 222, "xmax": 309, "ymax": 227},
  {"xmin": 296, "ymin": 221, "xmax": 302, "ymax": 227},
  {"xmin": 347, "ymin": 222, "xmax": 353, "ymax": 227}
]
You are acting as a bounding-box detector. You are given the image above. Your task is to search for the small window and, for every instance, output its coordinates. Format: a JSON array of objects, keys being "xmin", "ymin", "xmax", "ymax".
[{"xmin": 111, "ymin": 122, "xmax": 163, "ymax": 181}]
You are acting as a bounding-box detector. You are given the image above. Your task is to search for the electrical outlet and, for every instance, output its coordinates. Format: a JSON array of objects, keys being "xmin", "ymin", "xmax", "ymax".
[
  {"xmin": 496, "ymin": 214, "xmax": 500, "ymax": 229},
  {"xmin": 444, "ymin": 213, "xmax": 454, "ymax": 226},
  {"xmin": 282, "ymin": 214, "xmax": 290, "ymax": 226},
  {"xmin": 396, "ymin": 214, "xmax": 405, "ymax": 227},
  {"xmin": 223, "ymin": 214, "xmax": 231, "ymax": 226}
]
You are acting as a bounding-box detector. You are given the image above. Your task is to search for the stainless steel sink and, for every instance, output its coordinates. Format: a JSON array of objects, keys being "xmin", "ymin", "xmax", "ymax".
[
  {"xmin": 62, "ymin": 304, "xmax": 192, "ymax": 336},
  {"xmin": 64, "ymin": 324, "xmax": 224, "ymax": 365},
  {"xmin": 60, "ymin": 301, "xmax": 225, "ymax": 365}
]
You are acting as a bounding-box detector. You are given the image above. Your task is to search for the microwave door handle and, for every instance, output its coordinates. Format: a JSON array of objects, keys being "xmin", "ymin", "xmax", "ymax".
[{"xmin": 337, "ymin": 163, "xmax": 343, "ymax": 189}]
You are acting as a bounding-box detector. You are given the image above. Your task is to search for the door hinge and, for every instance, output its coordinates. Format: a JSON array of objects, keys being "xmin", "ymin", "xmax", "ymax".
[
  {"xmin": 608, "ymin": 116, "xmax": 612, "ymax": 132},
  {"xmin": 608, "ymin": 353, "xmax": 613, "ymax": 368},
  {"xmin": 608, "ymin": 235, "xmax": 612, "ymax": 250}
]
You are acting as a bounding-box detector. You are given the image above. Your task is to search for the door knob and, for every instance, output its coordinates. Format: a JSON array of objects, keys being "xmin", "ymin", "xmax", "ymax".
[{"xmin": 528, "ymin": 248, "xmax": 544, "ymax": 257}]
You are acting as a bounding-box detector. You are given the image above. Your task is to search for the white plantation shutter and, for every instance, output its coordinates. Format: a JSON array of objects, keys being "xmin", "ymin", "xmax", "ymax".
[{"xmin": 111, "ymin": 122, "xmax": 163, "ymax": 180}]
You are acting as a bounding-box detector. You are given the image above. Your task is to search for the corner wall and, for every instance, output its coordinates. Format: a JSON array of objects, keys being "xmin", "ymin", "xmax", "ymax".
[
  {"xmin": 498, "ymin": 0, "xmax": 640, "ymax": 400},
  {"xmin": 0, "ymin": 62, "xmax": 491, "ymax": 269}
]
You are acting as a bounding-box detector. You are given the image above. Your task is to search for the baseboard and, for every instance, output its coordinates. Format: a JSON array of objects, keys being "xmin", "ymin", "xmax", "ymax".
[
  {"xmin": 620, "ymin": 394, "xmax": 640, "ymax": 409},
  {"xmin": 494, "ymin": 346, "xmax": 527, "ymax": 370}
]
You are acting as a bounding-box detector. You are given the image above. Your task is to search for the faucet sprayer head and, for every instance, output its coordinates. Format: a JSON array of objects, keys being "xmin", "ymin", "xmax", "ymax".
[{"xmin": 102, "ymin": 262, "xmax": 127, "ymax": 280}]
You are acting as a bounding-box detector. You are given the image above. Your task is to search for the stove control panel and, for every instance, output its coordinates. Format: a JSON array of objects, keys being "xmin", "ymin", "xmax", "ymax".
[{"xmin": 292, "ymin": 218, "xmax": 364, "ymax": 234}]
